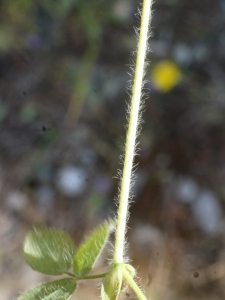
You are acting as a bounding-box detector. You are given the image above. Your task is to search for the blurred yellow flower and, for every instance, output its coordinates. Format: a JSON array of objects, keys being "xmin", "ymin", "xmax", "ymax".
[{"xmin": 151, "ymin": 60, "xmax": 181, "ymax": 93}]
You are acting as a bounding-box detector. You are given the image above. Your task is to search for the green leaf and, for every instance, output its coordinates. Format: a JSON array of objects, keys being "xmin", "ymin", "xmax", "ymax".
[
  {"xmin": 24, "ymin": 228, "xmax": 76, "ymax": 275},
  {"xmin": 73, "ymin": 220, "xmax": 114, "ymax": 277},
  {"xmin": 20, "ymin": 104, "xmax": 37, "ymax": 123},
  {"xmin": 17, "ymin": 278, "xmax": 76, "ymax": 300}
]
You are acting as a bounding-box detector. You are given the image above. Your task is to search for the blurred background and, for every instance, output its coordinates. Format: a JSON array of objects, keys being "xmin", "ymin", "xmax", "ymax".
[{"xmin": 1, "ymin": 0, "xmax": 225, "ymax": 299}]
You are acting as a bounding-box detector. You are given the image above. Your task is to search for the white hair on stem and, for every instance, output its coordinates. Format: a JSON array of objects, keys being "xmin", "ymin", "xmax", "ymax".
[{"xmin": 113, "ymin": 0, "xmax": 153, "ymax": 265}]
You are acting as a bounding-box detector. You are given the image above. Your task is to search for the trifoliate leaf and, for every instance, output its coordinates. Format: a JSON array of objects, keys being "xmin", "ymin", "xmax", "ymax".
[
  {"xmin": 73, "ymin": 220, "xmax": 114, "ymax": 277},
  {"xmin": 17, "ymin": 278, "xmax": 76, "ymax": 300},
  {"xmin": 24, "ymin": 228, "xmax": 76, "ymax": 275}
]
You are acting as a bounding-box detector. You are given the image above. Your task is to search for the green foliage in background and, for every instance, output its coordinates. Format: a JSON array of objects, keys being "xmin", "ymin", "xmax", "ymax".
[{"xmin": 0, "ymin": 0, "xmax": 112, "ymax": 53}]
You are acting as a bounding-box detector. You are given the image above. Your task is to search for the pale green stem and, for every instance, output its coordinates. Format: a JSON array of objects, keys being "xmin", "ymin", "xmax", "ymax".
[
  {"xmin": 114, "ymin": 0, "xmax": 153, "ymax": 264},
  {"xmin": 64, "ymin": 271, "xmax": 108, "ymax": 280},
  {"xmin": 122, "ymin": 268, "xmax": 148, "ymax": 300},
  {"xmin": 79, "ymin": 272, "xmax": 108, "ymax": 280},
  {"xmin": 64, "ymin": 271, "xmax": 76, "ymax": 278}
]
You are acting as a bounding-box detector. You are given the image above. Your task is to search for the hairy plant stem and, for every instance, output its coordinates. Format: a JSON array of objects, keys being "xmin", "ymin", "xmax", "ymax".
[
  {"xmin": 122, "ymin": 268, "xmax": 147, "ymax": 300},
  {"xmin": 114, "ymin": 0, "xmax": 153, "ymax": 264}
]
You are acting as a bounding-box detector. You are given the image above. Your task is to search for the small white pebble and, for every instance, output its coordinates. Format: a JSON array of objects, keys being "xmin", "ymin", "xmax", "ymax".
[
  {"xmin": 57, "ymin": 166, "xmax": 87, "ymax": 197},
  {"xmin": 176, "ymin": 176, "xmax": 199, "ymax": 204},
  {"xmin": 192, "ymin": 189, "xmax": 222, "ymax": 235}
]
